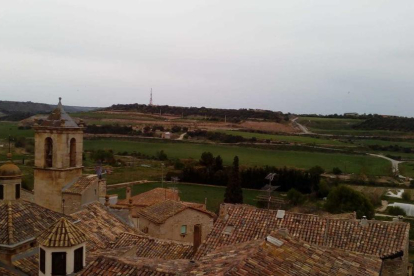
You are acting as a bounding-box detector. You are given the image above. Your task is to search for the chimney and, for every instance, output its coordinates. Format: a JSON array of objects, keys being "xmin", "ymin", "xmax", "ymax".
[
  {"xmin": 219, "ymin": 204, "xmax": 228, "ymax": 220},
  {"xmin": 126, "ymin": 186, "xmax": 132, "ymax": 201},
  {"xmin": 193, "ymin": 224, "xmax": 202, "ymax": 254},
  {"xmin": 360, "ymin": 216, "xmax": 368, "ymax": 227}
]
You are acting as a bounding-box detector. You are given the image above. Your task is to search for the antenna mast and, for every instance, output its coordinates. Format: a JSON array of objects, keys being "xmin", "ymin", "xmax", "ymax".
[{"xmin": 149, "ymin": 88, "xmax": 153, "ymax": 106}]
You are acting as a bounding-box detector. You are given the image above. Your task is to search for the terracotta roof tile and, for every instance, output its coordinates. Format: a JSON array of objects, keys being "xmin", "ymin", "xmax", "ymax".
[
  {"xmin": 79, "ymin": 256, "xmax": 181, "ymax": 276},
  {"xmin": 112, "ymin": 232, "xmax": 194, "ymax": 259},
  {"xmin": 13, "ymin": 253, "xmax": 38, "ymax": 276},
  {"xmin": 70, "ymin": 202, "xmax": 141, "ymax": 251},
  {"xmin": 38, "ymin": 217, "xmax": 87, "ymax": 247},
  {"xmin": 195, "ymin": 204, "xmax": 409, "ymax": 259},
  {"xmin": 117, "ymin": 188, "xmax": 179, "ymax": 207},
  {"xmin": 62, "ymin": 175, "xmax": 97, "ymax": 195},
  {"xmin": 138, "ymin": 200, "xmax": 215, "ymax": 224},
  {"xmin": 190, "ymin": 231, "xmax": 382, "ymax": 276},
  {"xmin": 0, "ymin": 200, "xmax": 68, "ymax": 246},
  {"xmin": 0, "ymin": 267, "xmax": 19, "ymax": 276}
]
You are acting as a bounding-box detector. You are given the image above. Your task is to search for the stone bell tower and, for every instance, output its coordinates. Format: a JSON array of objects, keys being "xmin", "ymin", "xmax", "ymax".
[{"xmin": 34, "ymin": 98, "xmax": 85, "ymax": 213}]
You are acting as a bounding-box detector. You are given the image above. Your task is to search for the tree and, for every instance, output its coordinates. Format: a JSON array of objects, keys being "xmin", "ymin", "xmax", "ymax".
[
  {"xmin": 214, "ymin": 155, "xmax": 224, "ymax": 171},
  {"xmin": 325, "ymin": 186, "xmax": 375, "ymax": 219},
  {"xmin": 199, "ymin": 152, "xmax": 215, "ymax": 167},
  {"xmin": 287, "ymin": 189, "xmax": 306, "ymax": 206},
  {"xmin": 224, "ymin": 156, "xmax": 243, "ymax": 204}
]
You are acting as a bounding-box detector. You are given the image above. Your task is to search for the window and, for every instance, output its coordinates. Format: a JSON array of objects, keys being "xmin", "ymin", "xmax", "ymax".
[
  {"xmin": 180, "ymin": 225, "xmax": 187, "ymax": 235},
  {"xmin": 74, "ymin": 247, "xmax": 84, "ymax": 273},
  {"xmin": 40, "ymin": 248, "xmax": 45, "ymax": 274},
  {"xmin": 15, "ymin": 184, "xmax": 20, "ymax": 199},
  {"xmin": 69, "ymin": 138, "xmax": 76, "ymax": 167},
  {"xmin": 0, "ymin": 185, "xmax": 3, "ymax": 200},
  {"xmin": 45, "ymin": 138, "xmax": 53, "ymax": 168},
  {"xmin": 52, "ymin": 252, "xmax": 66, "ymax": 275}
]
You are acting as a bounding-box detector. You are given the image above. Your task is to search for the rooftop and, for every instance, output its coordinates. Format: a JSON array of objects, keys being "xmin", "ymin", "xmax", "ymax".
[
  {"xmin": 117, "ymin": 187, "xmax": 179, "ymax": 207},
  {"xmin": 38, "ymin": 217, "xmax": 87, "ymax": 248},
  {"xmin": 62, "ymin": 175, "xmax": 98, "ymax": 195},
  {"xmin": 137, "ymin": 200, "xmax": 215, "ymax": 224},
  {"xmin": 189, "ymin": 230, "xmax": 382, "ymax": 276},
  {"xmin": 36, "ymin": 98, "xmax": 79, "ymax": 128},
  {"xmin": 0, "ymin": 200, "xmax": 67, "ymax": 247},
  {"xmin": 194, "ymin": 204, "xmax": 410, "ymax": 259},
  {"xmin": 70, "ymin": 202, "xmax": 141, "ymax": 251},
  {"xmin": 0, "ymin": 154, "xmax": 22, "ymax": 179},
  {"xmin": 112, "ymin": 232, "xmax": 194, "ymax": 260}
]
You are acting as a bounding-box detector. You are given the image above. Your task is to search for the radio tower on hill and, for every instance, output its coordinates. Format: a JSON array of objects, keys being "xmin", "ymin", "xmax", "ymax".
[{"xmin": 149, "ymin": 88, "xmax": 153, "ymax": 106}]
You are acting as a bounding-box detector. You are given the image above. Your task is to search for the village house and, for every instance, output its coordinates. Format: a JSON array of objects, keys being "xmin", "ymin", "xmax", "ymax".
[{"xmin": 136, "ymin": 200, "xmax": 215, "ymax": 244}]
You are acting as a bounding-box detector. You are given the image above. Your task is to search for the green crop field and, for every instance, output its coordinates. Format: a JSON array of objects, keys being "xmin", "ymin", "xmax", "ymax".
[
  {"xmin": 108, "ymin": 182, "xmax": 265, "ymax": 212},
  {"xmin": 216, "ymin": 130, "xmax": 347, "ymax": 146},
  {"xmin": 84, "ymin": 139, "xmax": 391, "ymax": 175},
  {"xmin": 400, "ymin": 162, "xmax": 414, "ymax": 178},
  {"xmin": 0, "ymin": 122, "xmax": 34, "ymax": 139}
]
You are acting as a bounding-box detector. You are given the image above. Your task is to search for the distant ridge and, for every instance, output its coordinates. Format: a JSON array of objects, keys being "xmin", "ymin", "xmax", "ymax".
[{"xmin": 0, "ymin": 100, "xmax": 99, "ymax": 121}]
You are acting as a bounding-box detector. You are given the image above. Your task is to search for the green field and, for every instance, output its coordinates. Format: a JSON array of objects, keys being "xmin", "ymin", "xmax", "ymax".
[
  {"xmin": 354, "ymin": 139, "xmax": 414, "ymax": 148},
  {"xmin": 216, "ymin": 130, "xmax": 347, "ymax": 146},
  {"xmin": 84, "ymin": 139, "xmax": 391, "ymax": 175},
  {"xmin": 0, "ymin": 122, "xmax": 34, "ymax": 139},
  {"xmin": 400, "ymin": 162, "xmax": 414, "ymax": 178},
  {"xmin": 108, "ymin": 182, "xmax": 264, "ymax": 212},
  {"xmin": 297, "ymin": 117, "xmax": 410, "ymax": 136}
]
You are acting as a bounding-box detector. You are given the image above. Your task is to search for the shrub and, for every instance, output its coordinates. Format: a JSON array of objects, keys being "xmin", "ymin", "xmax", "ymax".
[
  {"xmin": 402, "ymin": 190, "xmax": 411, "ymax": 201},
  {"xmin": 332, "ymin": 167, "xmax": 342, "ymax": 175},
  {"xmin": 156, "ymin": 150, "xmax": 168, "ymax": 161},
  {"xmin": 287, "ymin": 189, "xmax": 306, "ymax": 206},
  {"xmin": 386, "ymin": 206, "xmax": 406, "ymax": 216},
  {"xmin": 325, "ymin": 185, "xmax": 375, "ymax": 219}
]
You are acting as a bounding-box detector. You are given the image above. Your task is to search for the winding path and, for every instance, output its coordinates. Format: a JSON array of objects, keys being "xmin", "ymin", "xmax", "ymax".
[
  {"xmin": 292, "ymin": 117, "xmax": 312, "ymax": 134},
  {"xmin": 367, "ymin": 153, "xmax": 403, "ymax": 175}
]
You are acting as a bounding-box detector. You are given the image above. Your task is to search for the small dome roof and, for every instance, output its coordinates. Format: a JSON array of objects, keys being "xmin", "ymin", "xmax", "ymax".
[{"xmin": 0, "ymin": 154, "xmax": 22, "ymax": 178}]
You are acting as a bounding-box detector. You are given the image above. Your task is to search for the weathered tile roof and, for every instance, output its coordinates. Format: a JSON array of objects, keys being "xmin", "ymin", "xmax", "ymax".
[
  {"xmin": 189, "ymin": 231, "xmax": 382, "ymax": 276},
  {"xmin": 0, "ymin": 200, "xmax": 67, "ymax": 246},
  {"xmin": 13, "ymin": 253, "xmax": 38, "ymax": 276},
  {"xmin": 79, "ymin": 255, "xmax": 181, "ymax": 276},
  {"xmin": 112, "ymin": 232, "xmax": 194, "ymax": 259},
  {"xmin": 117, "ymin": 188, "xmax": 179, "ymax": 207},
  {"xmin": 62, "ymin": 175, "xmax": 97, "ymax": 195},
  {"xmin": 70, "ymin": 202, "xmax": 141, "ymax": 251},
  {"xmin": 138, "ymin": 200, "xmax": 215, "ymax": 224},
  {"xmin": 38, "ymin": 217, "xmax": 87, "ymax": 247},
  {"xmin": 194, "ymin": 204, "xmax": 409, "ymax": 259},
  {"xmin": 0, "ymin": 266, "xmax": 19, "ymax": 276},
  {"xmin": 80, "ymin": 230, "xmax": 382, "ymax": 276}
]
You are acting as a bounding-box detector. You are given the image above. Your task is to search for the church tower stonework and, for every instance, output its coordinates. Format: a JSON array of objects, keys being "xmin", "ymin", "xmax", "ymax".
[{"xmin": 34, "ymin": 98, "xmax": 85, "ymax": 213}]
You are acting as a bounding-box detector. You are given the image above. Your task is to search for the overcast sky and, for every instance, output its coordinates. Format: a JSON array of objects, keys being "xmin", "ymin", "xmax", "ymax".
[{"xmin": 1, "ymin": 1, "xmax": 413, "ymax": 116}]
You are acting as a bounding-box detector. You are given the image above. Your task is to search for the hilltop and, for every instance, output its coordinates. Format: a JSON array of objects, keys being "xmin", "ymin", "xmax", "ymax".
[{"xmin": 0, "ymin": 100, "xmax": 98, "ymax": 121}]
